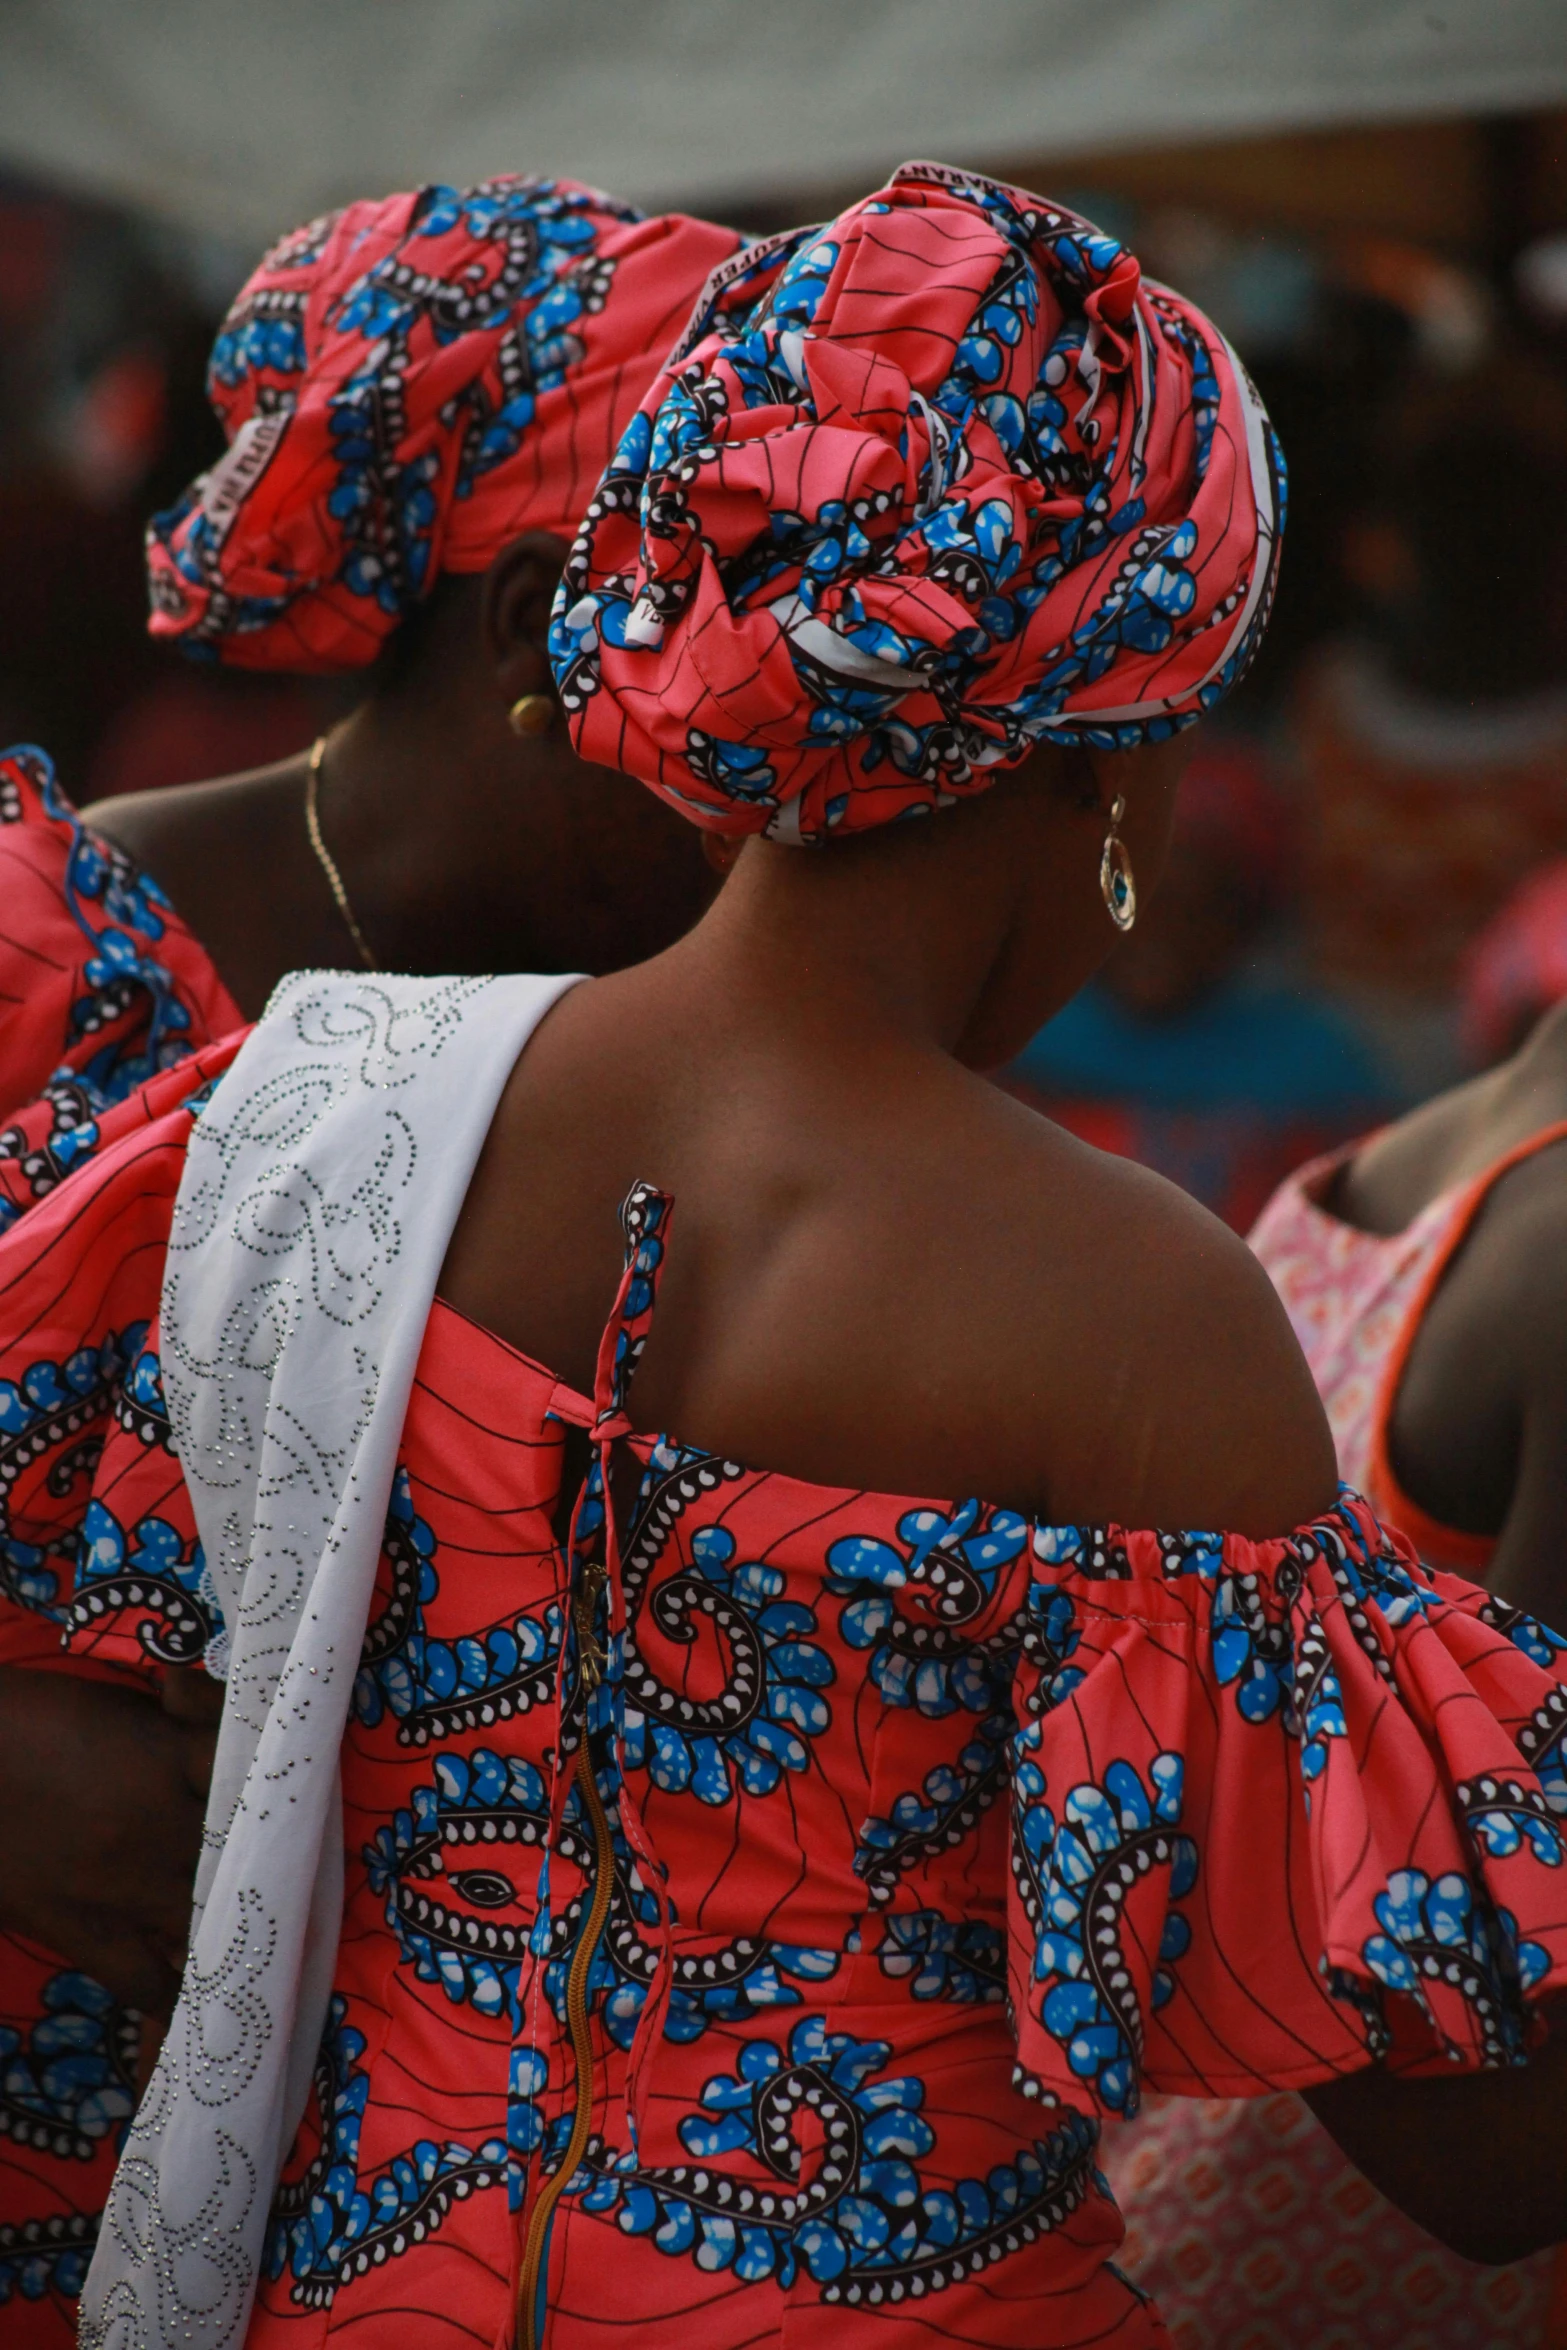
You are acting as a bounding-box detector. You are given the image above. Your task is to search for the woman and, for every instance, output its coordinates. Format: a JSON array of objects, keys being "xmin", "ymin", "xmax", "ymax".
[
  {"xmin": 9, "ymin": 165, "xmax": 1567, "ymax": 2350},
  {"xmin": 1108, "ymin": 886, "xmax": 1567, "ymax": 2347},
  {"xmin": 0, "ymin": 172, "xmax": 742, "ymax": 2344},
  {"xmin": 0, "ymin": 172, "xmax": 744, "ymax": 1187}
]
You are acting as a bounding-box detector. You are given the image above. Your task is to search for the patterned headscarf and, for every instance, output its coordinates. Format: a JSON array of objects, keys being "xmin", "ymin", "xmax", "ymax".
[
  {"xmin": 147, "ymin": 178, "xmax": 744, "ymax": 671},
  {"xmin": 550, "ymin": 163, "xmax": 1285, "ymax": 842}
]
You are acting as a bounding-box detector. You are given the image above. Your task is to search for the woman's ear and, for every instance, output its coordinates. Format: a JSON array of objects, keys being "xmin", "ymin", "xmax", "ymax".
[{"xmin": 479, "ymin": 530, "xmax": 571, "ymax": 699}]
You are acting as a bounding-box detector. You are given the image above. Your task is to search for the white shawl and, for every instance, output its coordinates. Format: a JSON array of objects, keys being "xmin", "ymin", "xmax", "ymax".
[{"xmin": 80, "ymin": 968, "xmax": 580, "ymax": 2350}]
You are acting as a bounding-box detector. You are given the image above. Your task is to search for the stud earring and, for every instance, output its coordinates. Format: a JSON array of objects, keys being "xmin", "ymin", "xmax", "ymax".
[
  {"xmin": 1099, "ymin": 794, "xmax": 1137, "ymax": 932},
  {"xmin": 508, "ymin": 693, "xmax": 554, "ymax": 738}
]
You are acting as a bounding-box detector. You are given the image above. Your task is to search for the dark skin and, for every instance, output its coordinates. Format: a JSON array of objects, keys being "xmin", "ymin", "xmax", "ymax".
[
  {"xmin": 0, "ymin": 532, "xmax": 713, "ymax": 2019},
  {"xmin": 439, "ymin": 729, "xmax": 1567, "ymax": 2267},
  {"xmin": 1327, "ymin": 999, "xmax": 1567, "ymax": 1628},
  {"xmin": 444, "ymin": 744, "xmax": 1332, "ymax": 1529},
  {"xmin": 1243, "ymin": 999, "xmax": 1567, "ymax": 2262},
  {"xmin": 83, "ymin": 533, "xmax": 711, "ymax": 1013},
  {"xmin": 0, "ymin": 1668, "xmax": 215, "ymax": 2020},
  {"xmin": 1319, "ymin": 429, "xmax": 1567, "ymax": 1625}
]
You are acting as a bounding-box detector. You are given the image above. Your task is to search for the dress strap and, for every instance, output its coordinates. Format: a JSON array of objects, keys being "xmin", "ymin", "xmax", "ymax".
[
  {"xmin": 1369, "ymin": 1114, "xmax": 1567, "ymax": 1566},
  {"xmin": 591, "ymin": 1180, "xmax": 674, "ymax": 1438}
]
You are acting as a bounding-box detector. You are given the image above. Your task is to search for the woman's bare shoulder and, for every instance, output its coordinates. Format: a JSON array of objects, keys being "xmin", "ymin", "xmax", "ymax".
[
  {"xmin": 846, "ymin": 1080, "xmax": 1339, "ymax": 1533},
  {"xmin": 454, "ymin": 1005, "xmax": 1337, "ymax": 1537},
  {"xmin": 82, "ymin": 769, "xmax": 268, "ymax": 857}
]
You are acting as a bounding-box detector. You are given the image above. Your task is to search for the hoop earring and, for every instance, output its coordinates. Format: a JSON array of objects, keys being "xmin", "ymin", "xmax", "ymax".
[
  {"xmin": 508, "ymin": 693, "xmax": 554, "ymax": 738},
  {"xmin": 1099, "ymin": 794, "xmax": 1137, "ymax": 932}
]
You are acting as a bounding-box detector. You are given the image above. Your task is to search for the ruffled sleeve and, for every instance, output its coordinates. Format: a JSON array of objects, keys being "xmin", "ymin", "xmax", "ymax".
[
  {"xmin": 0, "ymin": 744, "xmax": 242, "ymax": 1213},
  {"xmin": 1008, "ymin": 1493, "xmax": 1567, "ymax": 2119},
  {"xmin": 0, "ymin": 1036, "xmax": 242, "ymax": 1675}
]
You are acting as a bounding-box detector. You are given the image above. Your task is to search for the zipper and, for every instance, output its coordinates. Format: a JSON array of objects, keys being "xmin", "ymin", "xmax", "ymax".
[{"xmin": 516, "ymin": 1561, "xmax": 614, "ymax": 2349}]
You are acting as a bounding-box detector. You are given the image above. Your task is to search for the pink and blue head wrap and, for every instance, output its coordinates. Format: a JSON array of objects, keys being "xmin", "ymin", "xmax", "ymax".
[
  {"xmin": 550, "ymin": 163, "xmax": 1285, "ymax": 841},
  {"xmin": 146, "ymin": 177, "xmax": 743, "ymax": 671}
]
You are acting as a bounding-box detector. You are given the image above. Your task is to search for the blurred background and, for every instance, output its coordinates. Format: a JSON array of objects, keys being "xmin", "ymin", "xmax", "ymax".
[{"xmin": 2, "ymin": 0, "xmax": 1566, "ymax": 1226}]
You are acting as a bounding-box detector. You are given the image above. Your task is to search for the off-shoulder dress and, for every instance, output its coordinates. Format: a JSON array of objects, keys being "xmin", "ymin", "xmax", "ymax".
[{"xmin": 7, "ymin": 1054, "xmax": 1567, "ymax": 2346}]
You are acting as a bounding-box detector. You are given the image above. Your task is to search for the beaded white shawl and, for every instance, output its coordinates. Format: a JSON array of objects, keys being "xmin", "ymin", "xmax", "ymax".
[{"xmin": 81, "ymin": 968, "xmax": 579, "ymax": 2350}]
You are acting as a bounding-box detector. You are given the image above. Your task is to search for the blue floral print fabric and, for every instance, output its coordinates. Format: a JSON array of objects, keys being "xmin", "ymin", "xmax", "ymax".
[{"xmin": 4, "ymin": 1095, "xmax": 1567, "ymax": 2342}]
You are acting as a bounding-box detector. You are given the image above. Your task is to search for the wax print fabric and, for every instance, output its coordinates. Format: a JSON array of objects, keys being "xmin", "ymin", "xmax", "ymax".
[
  {"xmin": 0, "ymin": 741, "xmax": 243, "ymax": 2342},
  {"xmin": 147, "ymin": 178, "xmax": 744, "ymax": 672},
  {"xmin": 2, "ymin": 1048, "xmax": 1567, "ymax": 2343},
  {"xmin": 0, "ymin": 742, "xmax": 241, "ymax": 1234},
  {"xmin": 1097, "ymin": 1128, "xmax": 1567, "ymax": 2347},
  {"xmin": 79, "ymin": 973, "xmax": 583, "ymax": 2350},
  {"xmin": 550, "ymin": 162, "xmax": 1284, "ymax": 842}
]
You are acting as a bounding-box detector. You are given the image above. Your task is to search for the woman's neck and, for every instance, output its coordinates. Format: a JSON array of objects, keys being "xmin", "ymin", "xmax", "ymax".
[
  {"xmin": 702, "ymin": 843, "xmax": 994, "ymax": 1058},
  {"xmin": 693, "ymin": 763, "xmax": 1117, "ymax": 1076},
  {"xmin": 87, "ymin": 714, "xmax": 570, "ymax": 1018},
  {"xmin": 87, "ymin": 755, "xmax": 354, "ymax": 1020},
  {"xmin": 303, "ymin": 701, "xmax": 494, "ymax": 970}
]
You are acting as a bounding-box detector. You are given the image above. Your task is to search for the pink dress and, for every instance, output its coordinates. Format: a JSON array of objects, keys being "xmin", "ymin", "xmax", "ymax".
[{"xmin": 1103, "ymin": 1126, "xmax": 1567, "ymax": 2350}]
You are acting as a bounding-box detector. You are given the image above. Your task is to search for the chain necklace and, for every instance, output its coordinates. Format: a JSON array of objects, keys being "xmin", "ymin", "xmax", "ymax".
[{"xmin": 304, "ymin": 735, "xmax": 379, "ymax": 971}]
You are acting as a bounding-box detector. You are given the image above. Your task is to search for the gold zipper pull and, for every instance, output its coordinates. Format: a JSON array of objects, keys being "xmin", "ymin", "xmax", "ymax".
[{"xmin": 573, "ymin": 1559, "xmax": 608, "ymax": 1692}]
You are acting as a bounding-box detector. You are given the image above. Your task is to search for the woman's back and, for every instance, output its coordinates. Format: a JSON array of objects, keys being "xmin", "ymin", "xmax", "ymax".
[
  {"xmin": 442, "ymin": 827, "xmax": 1336, "ymax": 1543},
  {"xmin": 43, "ymin": 983, "xmax": 1567, "ymax": 2350},
  {"xmin": 52, "ymin": 160, "xmax": 1567, "ymax": 2350}
]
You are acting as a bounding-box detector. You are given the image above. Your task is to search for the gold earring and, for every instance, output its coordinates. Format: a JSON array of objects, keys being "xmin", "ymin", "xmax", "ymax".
[
  {"xmin": 1100, "ymin": 794, "xmax": 1137, "ymax": 932},
  {"xmin": 508, "ymin": 693, "xmax": 554, "ymax": 738}
]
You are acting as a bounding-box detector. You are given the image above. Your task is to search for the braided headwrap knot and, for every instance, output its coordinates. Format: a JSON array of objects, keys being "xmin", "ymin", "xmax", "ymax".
[{"xmin": 551, "ymin": 164, "xmax": 1284, "ymax": 842}]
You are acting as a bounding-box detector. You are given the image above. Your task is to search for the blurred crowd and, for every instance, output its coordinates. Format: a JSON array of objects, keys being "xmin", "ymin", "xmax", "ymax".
[{"xmin": 4, "ymin": 136, "xmax": 1567, "ymax": 1225}]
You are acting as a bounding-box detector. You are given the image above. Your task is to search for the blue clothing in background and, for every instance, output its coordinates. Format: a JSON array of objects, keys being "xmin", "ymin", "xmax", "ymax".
[{"xmin": 1014, "ymin": 975, "xmax": 1387, "ymax": 1116}]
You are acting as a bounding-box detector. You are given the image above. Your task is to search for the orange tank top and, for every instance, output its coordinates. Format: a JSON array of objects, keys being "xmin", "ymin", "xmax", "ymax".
[{"xmin": 1250, "ymin": 1117, "xmax": 1567, "ymax": 1574}]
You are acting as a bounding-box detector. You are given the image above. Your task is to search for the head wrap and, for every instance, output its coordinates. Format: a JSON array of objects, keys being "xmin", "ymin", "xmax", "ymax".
[
  {"xmin": 550, "ymin": 162, "xmax": 1285, "ymax": 842},
  {"xmin": 1461, "ymin": 858, "xmax": 1567, "ymax": 1066},
  {"xmin": 147, "ymin": 177, "xmax": 744, "ymax": 671}
]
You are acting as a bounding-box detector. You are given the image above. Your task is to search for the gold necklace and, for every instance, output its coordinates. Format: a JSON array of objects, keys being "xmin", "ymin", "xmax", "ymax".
[{"xmin": 304, "ymin": 735, "xmax": 379, "ymax": 971}]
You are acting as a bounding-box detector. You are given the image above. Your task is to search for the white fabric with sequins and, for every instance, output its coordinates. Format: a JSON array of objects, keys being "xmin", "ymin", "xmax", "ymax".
[{"xmin": 80, "ymin": 967, "xmax": 580, "ymax": 2350}]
